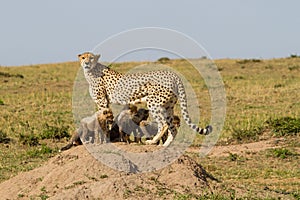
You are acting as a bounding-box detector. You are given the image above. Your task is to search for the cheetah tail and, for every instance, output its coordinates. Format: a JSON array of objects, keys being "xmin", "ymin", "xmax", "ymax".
[
  {"xmin": 177, "ymin": 81, "xmax": 213, "ymax": 135},
  {"xmin": 60, "ymin": 143, "xmax": 74, "ymax": 151}
]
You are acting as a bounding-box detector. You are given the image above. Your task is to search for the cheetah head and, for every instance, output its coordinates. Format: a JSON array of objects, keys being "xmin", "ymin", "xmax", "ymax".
[{"xmin": 77, "ymin": 52, "xmax": 100, "ymax": 70}]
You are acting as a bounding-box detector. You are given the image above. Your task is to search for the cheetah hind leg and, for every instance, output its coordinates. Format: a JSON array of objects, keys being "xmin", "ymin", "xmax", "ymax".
[
  {"xmin": 161, "ymin": 121, "xmax": 178, "ymax": 147},
  {"xmin": 145, "ymin": 124, "xmax": 168, "ymax": 145},
  {"xmin": 162, "ymin": 130, "xmax": 174, "ymax": 147}
]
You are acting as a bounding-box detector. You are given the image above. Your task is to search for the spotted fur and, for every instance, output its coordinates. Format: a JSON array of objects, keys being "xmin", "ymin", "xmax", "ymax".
[{"xmin": 78, "ymin": 52, "xmax": 212, "ymax": 147}]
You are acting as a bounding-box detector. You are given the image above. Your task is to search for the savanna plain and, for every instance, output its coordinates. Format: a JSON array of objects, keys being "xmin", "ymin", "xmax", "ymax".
[{"xmin": 0, "ymin": 56, "xmax": 299, "ymax": 199}]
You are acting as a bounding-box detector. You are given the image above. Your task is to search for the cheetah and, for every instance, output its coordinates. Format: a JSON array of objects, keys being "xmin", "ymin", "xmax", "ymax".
[
  {"xmin": 60, "ymin": 130, "xmax": 82, "ymax": 151},
  {"xmin": 110, "ymin": 105, "xmax": 149, "ymax": 143},
  {"xmin": 77, "ymin": 52, "xmax": 212, "ymax": 147},
  {"xmin": 81, "ymin": 108, "xmax": 114, "ymax": 144},
  {"xmin": 60, "ymin": 108, "xmax": 114, "ymax": 151},
  {"xmin": 110, "ymin": 104, "xmax": 138, "ymax": 143}
]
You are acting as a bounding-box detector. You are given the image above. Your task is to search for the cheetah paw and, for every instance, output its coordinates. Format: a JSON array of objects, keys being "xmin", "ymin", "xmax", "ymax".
[{"xmin": 145, "ymin": 140, "xmax": 156, "ymax": 145}]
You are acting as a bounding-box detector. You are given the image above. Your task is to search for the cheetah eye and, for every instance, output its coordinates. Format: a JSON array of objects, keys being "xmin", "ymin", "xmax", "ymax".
[{"xmin": 81, "ymin": 56, "xmax": 85, "ymax": 59}]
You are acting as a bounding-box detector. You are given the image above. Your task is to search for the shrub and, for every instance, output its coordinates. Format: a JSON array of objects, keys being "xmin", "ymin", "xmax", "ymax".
[
  {"xmin": 289, "ymin": 54, "xmax": 299, "ymax": 58},
  {"xmin": 0, "ymin": 99, "xmax": 4, "ymax": 105},
  {"xmin": 0, "ymin": 71, "xmax": 24, "ymax": 78},
  {"xmin": 236, "ymin": 59, "xmax": 261, "ymax": 64},
  {"xmin": 234, "ymin": 76, "xmax": 245, "ymax": 80},
  {"xmin": 274, "ymin": 83, "xmax": 284, "ymax": 88},
  {"xmin": 288, "ymin": 65, "xmax": 300, "ymax": 71},
  {"xmin": 100, "ymin": 174, "xmax": 108, "ymax": 179},
  {"xmin": 157, "ymin": 57, "xmax": 170, "ymax": 63}
]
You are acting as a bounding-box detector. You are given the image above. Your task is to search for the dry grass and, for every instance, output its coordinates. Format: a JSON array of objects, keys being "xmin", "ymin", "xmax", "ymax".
[{"xmin": 0, "ymin": 57, "xmax": 300, "ymax": 199}]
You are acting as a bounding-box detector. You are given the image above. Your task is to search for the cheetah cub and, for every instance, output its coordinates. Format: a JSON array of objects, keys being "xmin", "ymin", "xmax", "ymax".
[{"xmin": 60, "ymin": 108, "xmax": 114, "ymax": 151}]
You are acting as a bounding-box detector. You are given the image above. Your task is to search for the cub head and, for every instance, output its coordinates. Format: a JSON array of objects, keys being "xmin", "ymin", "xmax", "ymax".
[
  {"xmin": 173, "ymin": 115, "xmax": 181, "ymax": 128},
  {"xmin": 97, "ymin": 108, "xmax": 114, "ymax": 127},
  {"xmin": 77, "ymin": 52, "xmax": 100, "ymax": 69}
]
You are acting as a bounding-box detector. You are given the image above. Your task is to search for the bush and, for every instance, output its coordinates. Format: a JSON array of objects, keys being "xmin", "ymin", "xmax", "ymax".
[
  {"xmin": 0, "ymin": 71, "xmax": 24, "ymax": 78},
  {"xmin": 236, "ymin": 59, "xmax": 261, "ymax": 64},
  {"xmin": 289, "ymin": 54, "xmax": 299, "ymax": 58},
  {"xmin": 266, "ymin": 117, "xmax": 300, "ymax": 136},
  {"xmin": 157, "ymin": 57, "xmax": 170, "ymax": 63},
  {"xmin": 288, "ymin": 65, "xmax": 300, "ymax": 71}
]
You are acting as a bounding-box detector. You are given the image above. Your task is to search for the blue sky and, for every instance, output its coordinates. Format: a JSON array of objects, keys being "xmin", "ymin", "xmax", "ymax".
[{"xmin": 1, "ymin": 0, "xmax": 299, "ymax": 66}]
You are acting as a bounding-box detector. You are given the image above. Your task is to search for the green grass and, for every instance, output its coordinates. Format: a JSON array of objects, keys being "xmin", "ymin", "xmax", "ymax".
[
  {"xmin": 1, "ymin": 57, "xmax": 300, "ymax": 199},
  {"xmin": 19, "ymin": 132, "xmax": 40, "ymax": 146},
  {"xmin": 267, "ymin": 148, "xmax": 297, "ymax": 159},
  {"xmin": 40, "ymin": 122, "xmax": 70, "ymax": 140},
  {"xmin": 188, "ymin": 140, "xmax": 300, "ymax": 199},
  {"xmin": 266, "ymin": 117, "xmax": 300, "ymax": 136},
  {"xmin": 100, "ymin": 174, "xmax": 108, "ymax": 179}
]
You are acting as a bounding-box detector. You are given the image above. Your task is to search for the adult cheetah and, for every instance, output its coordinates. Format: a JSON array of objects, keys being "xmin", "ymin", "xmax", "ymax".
[{"xmin": 77, "ymin": 52, "xmax": 212, "ymax": 147}]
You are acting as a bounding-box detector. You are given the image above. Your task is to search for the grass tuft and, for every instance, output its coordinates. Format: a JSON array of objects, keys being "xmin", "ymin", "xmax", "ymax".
[
  {"xmin": 26, "ymin": 144, "xmax": 56, "ymax": 158},
  {"xmin": 19, "ymin": 133, "xmax": 39, "ymax": 146},
  {"xmin": 40, "ymin": 123, "xmax": 70, "ymax": 140},
  {"xmin": 100, "ymin": 174, "xmax": 108, "ymax": 179},
  {"xmin": 267, "ymin": 148, "xmax": 296, "ymax": 159},
  {"xmin": 266, "ymin": 117, "xmax": 300, "ymax": 136},
  {"xmin": 231, "ymin": 126, "xmax": 265, "ymax": 142},
  {"xmin": 0, "ymin": 130, "xmax": 10, "ymax": 144}
]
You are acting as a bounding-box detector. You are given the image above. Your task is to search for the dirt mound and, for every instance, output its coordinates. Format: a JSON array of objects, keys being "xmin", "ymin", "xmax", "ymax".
[{"xmin": 0, "ymin": 145, "xmax": 215, "ymax": 199}]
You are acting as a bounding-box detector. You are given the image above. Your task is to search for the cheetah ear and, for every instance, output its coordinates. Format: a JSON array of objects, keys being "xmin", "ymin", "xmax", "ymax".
[
  {"xmin": 95, "ymin": 54, "xmax": 101, "ymax": 61},
  {"xmin": 77, "ymin": 54, "xmax": 82, "ymax": 59}
]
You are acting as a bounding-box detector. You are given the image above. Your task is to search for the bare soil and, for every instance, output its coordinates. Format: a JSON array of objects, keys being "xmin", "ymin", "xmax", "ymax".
[
  {"xmin": 0, "ymin": 145, "xmax": 215, "ymax": 200},
  {"xmin": 0, "ymin": 138, "xmax": 296, "ymax": 199}
]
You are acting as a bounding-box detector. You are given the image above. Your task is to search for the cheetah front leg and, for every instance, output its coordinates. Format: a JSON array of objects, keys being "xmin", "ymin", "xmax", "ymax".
[
  {"xmin": 94, "ymin": 91, "xmax": 109, "ymax": 110},
  {"xmin": 162, "ymin": 127, "xmax": 178, "ymax": 147}
]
